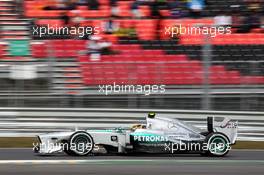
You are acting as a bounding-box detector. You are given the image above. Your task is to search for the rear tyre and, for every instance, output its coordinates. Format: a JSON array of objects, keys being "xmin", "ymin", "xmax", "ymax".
[
  {"xmin": 202, "ymin": 132, "xmax": 230, "ymax": 157},
  {"xmin": 65, "ymin": 131, "xmax": 94, "ymax": 156}
]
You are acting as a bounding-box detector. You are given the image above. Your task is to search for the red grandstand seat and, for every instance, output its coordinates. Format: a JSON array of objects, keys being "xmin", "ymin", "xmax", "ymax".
[
  {"xmin": 117, "ymin": 19, "xmax": 136, "ymax": 28},
  {"xmin": 142, "ymin": 50, "xmax": 164, "ymax": 56},
  {"xmin": 31, "ymin": 42, "xmax": 48, "ymax": 58},
  {"xmin": 103, "ymin": 35, "xmax": 118, "ymax": 43},
  {"xmin": 241, "ymin": 76, "xmax": 264, "ymax": 84},
  {"xmin": 160, "ymin": 10, "xmax": 170, "ymax": 17},
  {"xmin": 90, "ymin": 20, "xmax": 103, "ymax": 34},
  {"xmin": 179, "ymin": 34, "xmax": 204, "ymax": 45},
  {"xmin": 136, "ymin": 20, "xmax": 157, "ymax": 40},
  {"xmin": 36, "ymin": 19, "xmax": 64, "ymax": 27},
  {"xmin": 51, "ymin": 40, "xmax": 86, "ymax": 58},
  {"xmin": 167, "ymin": 55, "xmax": 188, "ymax": 62},
  {"xmin": 111, "ymin": 44, "xmax": 141, "ymax": 51},
  {"xmin": 210, "ymin": 65, "xmax": 226, "ymax": 73},
  {"xmin": 213, "ymin": 34, "xmax": 264, "ymax": 45},
  {"xmin": 98, "ymin": 0, "xmax": 109, "ymax": 5},
  {"xmin": 77, "ymin": 6, "xmax": 88, "ymax": 11},
  {"xmin": 250, "ymin": 28, "xmax": 264, "ymax": 33},
  {"xmin": 117, "ymin": 1, "xmax": 132, "ymax": 17},
  {"xmin": 138, "ymin": 6, "xmax": 151, "ymax": 17},
  {"xmin": 0, "ymin": 47, "xmax": 5, "ymax": 58},
  {"xmin": 227, "ymin": 71, "xmax": 241, "ymax": 85},
  {"xmin": 180, "ymin": 33, "xmax": 264, "ymax": 45}
]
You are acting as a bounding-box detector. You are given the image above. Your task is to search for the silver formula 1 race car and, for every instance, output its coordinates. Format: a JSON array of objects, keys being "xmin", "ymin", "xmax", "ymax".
[{"xmin": 34, "ymin": 113, "xmax": 238, "ymax": 157}]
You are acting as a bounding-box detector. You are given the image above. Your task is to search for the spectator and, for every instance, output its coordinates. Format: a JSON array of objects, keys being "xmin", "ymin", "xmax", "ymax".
[
  {"xmin": 131, "ymin": 1, "xmax": 141, "ymax": 18},
  {"xmin": 110, "ymin": 0, "xmax": 117, "ymax": 6},
  {"xmin": 44, "ymin": 0, "xmax": 76, "ymax": 10},
  {"xmin": 110, "ymin": 0, "xmax": 119, "ymax": 16},
  {"xmin": 168, "ymin": 0, "xmax": 187, "ymax": 18},
  {"xmin": 60, "ymin": 12, "xmax": 70, "ymax": 26},
  {"xmin": 239, "ymin": 12, "xmax": 261, "ymax": 32},
  {"xmin": 150, "ymin": 0, "xmax": 163, "ymax": 19},
  {"xmin": 231, "ymin": 11, "xmax": 245, "ymax": 32},
  {"xmin": 102, "ymin": 17, "xmax": 120, "ymax": 34},
  {"xmin": 76, "ymin": 0, "xmax": 87, "ymax": 4},
  {"xmin": 86, "ymin": 36, "xmax": 112, "ymax": 61},
  {"xmin": 214, "ymin": 13, "xmax": 232, "ymax": 27},
  {"xmin": 55, "ymin": 0, "xmax": 68, "ymax": 8},
  {"xmin": 87, "ymin": 0, "xmax": 100, "ymax": 10},
  {"xmin": 187, "ymin": 0, "xmax": 205, "ymax": 17},
  {"xmin": 149, "ymin": 0, "xmax": 164, "ymax": 39},
  {"xmin": 74, "ymin": 0, "xmax": 99, "ymax": 10},
  {"xmin": 71, "ymin": 10, "xmax": 84, "ymax": 27},
  {"xmin": 261, "ymin": 16, "xmax": 264, "ymax": 29}
]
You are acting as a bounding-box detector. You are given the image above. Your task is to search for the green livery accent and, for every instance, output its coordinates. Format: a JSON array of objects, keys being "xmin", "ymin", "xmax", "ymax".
[{"xmin": 89, "ymin": 129, "xmax": 114, "ymax": 133}]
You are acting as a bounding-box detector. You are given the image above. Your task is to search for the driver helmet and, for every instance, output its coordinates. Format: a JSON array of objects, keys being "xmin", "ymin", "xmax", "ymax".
[{"xmin": 148, "ymin": 112, "xmax": 156, "ymax": 118}]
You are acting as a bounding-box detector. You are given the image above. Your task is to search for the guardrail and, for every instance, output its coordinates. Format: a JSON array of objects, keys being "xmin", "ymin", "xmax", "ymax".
[{"xmin": 0, "ymin": 108, "xmax": 263, "ymax": 141}]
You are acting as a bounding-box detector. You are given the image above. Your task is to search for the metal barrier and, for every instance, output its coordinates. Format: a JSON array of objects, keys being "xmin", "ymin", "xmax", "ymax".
[{"xmin": 0, "ymin": 108, "xmax": 263, "ymax": 141}]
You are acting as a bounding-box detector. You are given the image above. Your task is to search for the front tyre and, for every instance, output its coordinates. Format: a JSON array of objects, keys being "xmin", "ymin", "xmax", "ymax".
[
  {"xmin": 202, "ymin": 132, "xmax": 231, "ymax": 157},
  {"xmin": 66, "ymin": 131, "xmax": 94, "ymax": 156}
]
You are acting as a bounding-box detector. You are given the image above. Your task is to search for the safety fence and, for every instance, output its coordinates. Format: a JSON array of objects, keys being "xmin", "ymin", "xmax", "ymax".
[{"xmin": 0, "ymin": 108, "xmax": 263, "ymax": 141}]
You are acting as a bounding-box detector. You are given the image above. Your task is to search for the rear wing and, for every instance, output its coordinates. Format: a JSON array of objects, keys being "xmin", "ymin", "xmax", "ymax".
[{"xmin": 207, "ymin": 117, "xmax": 238, "ymax": 144}]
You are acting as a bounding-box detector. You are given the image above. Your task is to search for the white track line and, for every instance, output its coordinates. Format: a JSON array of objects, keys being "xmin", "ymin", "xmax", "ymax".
[{"xmin": 0, "ymin": 159, "xmax": 264, "ymax": 165}]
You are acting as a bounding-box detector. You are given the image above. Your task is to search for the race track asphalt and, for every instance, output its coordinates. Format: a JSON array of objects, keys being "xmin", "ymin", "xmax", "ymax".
[{"xmin": 0, "ymin": 149, "xmax": 263, "ymax": 175}]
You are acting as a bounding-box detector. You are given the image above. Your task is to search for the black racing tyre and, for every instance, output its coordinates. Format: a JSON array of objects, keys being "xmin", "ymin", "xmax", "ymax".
[
  {"xmin": 201, "ymin": 132, "xmax": 231, "ymax": 157},
  {"xmin": 65, "ymin": 131, "xmax": 94, "ymax": 156}
]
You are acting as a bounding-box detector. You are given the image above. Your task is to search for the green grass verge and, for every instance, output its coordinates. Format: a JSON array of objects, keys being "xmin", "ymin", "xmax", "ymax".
[
  {"xmin": 0, "ymin": 138, "xmax": 263, "ymax": 149},
  {"xmin": 233, "ymin": 141, "xmax": 264, "ymax": 149},
  {"xmin": 0, "ymin": 137, "xmax": 38, "ymax": 148}
]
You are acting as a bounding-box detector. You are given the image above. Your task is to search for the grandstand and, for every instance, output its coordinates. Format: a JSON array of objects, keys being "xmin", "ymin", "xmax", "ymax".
[{"xmin": 0, "ymin": 0, "xmax": 264, "ymax": 111}]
